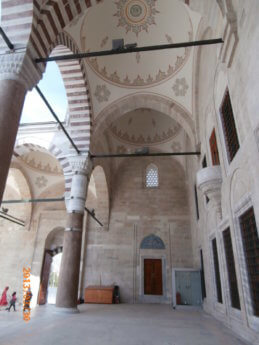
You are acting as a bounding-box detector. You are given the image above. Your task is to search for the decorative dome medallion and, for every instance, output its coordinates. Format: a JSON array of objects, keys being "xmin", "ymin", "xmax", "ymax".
[
  {"xmin": 114, "ymin": 0, "xmax": 159, "ymax": 36},
  {"xmin": 81, "ymin": 0, "xmax": 193, "ymax": 88}
]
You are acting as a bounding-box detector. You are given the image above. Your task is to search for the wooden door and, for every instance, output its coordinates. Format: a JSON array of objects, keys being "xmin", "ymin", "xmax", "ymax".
[
  {"xmin": 38, "ymin": 251, "xmax": 52, "ymax": 305},
  {"xmin": 144, "ymin": 259, "xmax": 163, "ymax": 295}
]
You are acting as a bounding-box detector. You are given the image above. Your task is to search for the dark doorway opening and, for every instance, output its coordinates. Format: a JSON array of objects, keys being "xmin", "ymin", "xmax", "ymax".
[{"xmin": 144, "ymin": 259, "xmax": 163, "ymax": 295}]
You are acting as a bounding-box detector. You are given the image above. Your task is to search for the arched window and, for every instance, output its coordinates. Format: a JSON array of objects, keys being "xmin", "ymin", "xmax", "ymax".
[{"xmin": 145, "ymin": 164, "xmax": 159, "ymax": 188}]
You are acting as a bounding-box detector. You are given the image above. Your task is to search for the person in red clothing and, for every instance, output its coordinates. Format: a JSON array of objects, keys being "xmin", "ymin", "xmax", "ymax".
[
  {"xmin": 0, "ymin": 286, "xmax": 9, "ymax": 306},
  {"xmin": 6, "ymin": 292, "xmax": 17, "ymax": 311}
]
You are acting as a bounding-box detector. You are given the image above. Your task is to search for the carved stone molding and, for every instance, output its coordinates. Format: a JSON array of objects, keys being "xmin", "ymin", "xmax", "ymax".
[
  {"xmin": 69, "ymin": 155, "xmax": 93, "ymax": 177},
  {"xmin": 66, "ymin": 156, "xmax": 91, "ymax": 213},
  {"xmin": 219, "ymin": 11, "xmax": 238, "ymax": 68},
  {"xmin": 0, "ymin": 51, "xmax": 43, "ymax": 90},
  {"xmin": 196, "ymin": 166, "xmax": 222, "ymax": 216}
]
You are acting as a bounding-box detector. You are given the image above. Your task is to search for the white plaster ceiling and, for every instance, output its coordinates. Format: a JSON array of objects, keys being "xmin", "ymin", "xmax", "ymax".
[
  {"xmin": 81, "ymin": 0, "xmax": 193, "ymax": 88},
  {"xmin": 109, "ymin": 108, "xmax": 181, "ymax": 146}
]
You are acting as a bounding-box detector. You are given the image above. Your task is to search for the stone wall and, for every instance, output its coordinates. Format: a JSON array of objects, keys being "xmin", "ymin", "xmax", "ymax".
[
  {"xmin": 81, "ymin": 157, "xmax": 193, "ymax": 303},
  {"xmin": 190, "ymin": 1, "xmax": 259, "ymax": 343}
]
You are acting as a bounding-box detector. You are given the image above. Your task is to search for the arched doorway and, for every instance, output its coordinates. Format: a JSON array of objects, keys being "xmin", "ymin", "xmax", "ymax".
[
  {"xmin": 38, "ymin": 228, "xmax": 64, "ymax": 305},
  {"xmin": 47, "ymin": 252, "xmax": 63, "ymax": 304}
]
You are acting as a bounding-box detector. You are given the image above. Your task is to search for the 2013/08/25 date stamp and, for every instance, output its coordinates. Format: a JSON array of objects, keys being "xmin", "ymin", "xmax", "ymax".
[{"xmin": 23, "ymin": 267, "xmax": 32, "ymax": 322}]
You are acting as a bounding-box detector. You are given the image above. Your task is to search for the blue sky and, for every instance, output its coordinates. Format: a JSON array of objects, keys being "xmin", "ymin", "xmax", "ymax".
[{"xmin": 20, "ymin": 62, "xmax": 68, "ymax": 124}]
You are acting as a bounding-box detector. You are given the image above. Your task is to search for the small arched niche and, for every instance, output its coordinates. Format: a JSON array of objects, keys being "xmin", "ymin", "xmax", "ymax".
[{"xmin": 86, "ymin": 165, "xmax": 109, "ymax": 230}]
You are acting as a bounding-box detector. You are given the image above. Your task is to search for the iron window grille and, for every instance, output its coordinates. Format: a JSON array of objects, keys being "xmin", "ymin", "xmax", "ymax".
[
  {"xmin": 145, "ymin": 164, "xmax": 159, "ymax": 188},
  {"xmin": 220, "ymin": 89, "xmax": 240, "ymax": 162},
  {"xmin": 239, "ymin": 207, "xmax": 259, "ymax": 316},
  {"xmin": 223, "ymin": 228, "xmax": 241, "ymax": 309},
  {"xmin": 212, "ymin": 238, "xmax": 223, "ymax": 303}
]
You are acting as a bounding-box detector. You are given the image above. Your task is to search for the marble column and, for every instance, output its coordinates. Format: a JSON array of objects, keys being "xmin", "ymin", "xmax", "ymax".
[
  {"xmin": 56, "ymin": 157, "xmax": 92, "ymax": 311},
  {"xmin": 0, "ymin": 52, "xmax": 42, "ymax": 204}
]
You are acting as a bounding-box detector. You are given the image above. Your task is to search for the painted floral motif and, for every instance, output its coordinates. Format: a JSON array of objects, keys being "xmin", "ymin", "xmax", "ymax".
[
  {"xmin": 100, "ymin": 36, "xmax": 109, "ymax": 48},
  {"xmin": 94, "ymin": 85, "xmax": 111, "ymax": 102},
  {"xmin": 171, "ymin": 142, "xmax": 181, "ymax": 151},
  {"xmin": 172, "ymin": 77, "xmax": 189, "ymax": 96},
  {"xmin": 110, "ymin": 123, "xmax": 180, "ymax": 145},
  {"xmin": 114, "ymin": 0, "xmax": 159, "ymax": 36},
  {"xmin": 21, "ymin": 156, "xmax": 62, "ymax": 174},
  {"xmin": 88, "ymin": 40, "xmax": 191, "ymax": 88},
  {"xmin": 136, "ymin": 52, "xmax": 141, "ymax": 64},
  {"xmin": 165, "ymin": 34, "xmax": 173, "ymax": 43},
  {"xmin": 35, "ymin": 176, "xmax": 48, "ymax": 189},
  {"xmin": 117, "ymin": 145, "xmax": 127, "ymax": 154}
]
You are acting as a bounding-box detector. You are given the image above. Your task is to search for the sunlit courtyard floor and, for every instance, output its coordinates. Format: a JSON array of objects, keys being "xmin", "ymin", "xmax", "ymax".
[{"xmin": 0, "ymin": 304, "xmax": 251, "ymax": 345}]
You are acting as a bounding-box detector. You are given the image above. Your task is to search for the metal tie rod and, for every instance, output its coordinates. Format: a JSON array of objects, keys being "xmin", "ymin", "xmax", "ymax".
[
  {"xmin": 0, "ymin": 26, "xmax": 14, "ymax": 50},
  {"xmin": 0, "ymin": 213, "xmax": 25, "ymax": 227},
  {"xmin": 0, "ymin": 210, "xmax": 25, "ymax": 223},
  {"xmin": 35, "ymin": 38, "xmax": 223, "ymax": 63},
  {"xmin": 1, "ymin": 197, "xmax": 65, "ymax": 204},
  {"xmin": 1, "ymin": 198, "xmax": 103, "ymax": 227},
  {"xmin": 90, "ymin": 151, "xmax": 201, "ymax": 159},
  {"xmin": 35, "ymin": 86, "xmax": 80, "ymax": 154},
  {"xmin": 85, "ymin": 207, "xmax": 103, "ymax": 227}
]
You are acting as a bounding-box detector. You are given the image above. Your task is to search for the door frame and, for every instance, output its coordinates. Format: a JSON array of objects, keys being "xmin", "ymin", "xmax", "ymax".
[
  {"xmin": 140, "ymin": 254, "xmax": 167, "ymax": 303},
  {"xmin": 172, "ymin": 268, "xmax": 202, "ymax": 308}
]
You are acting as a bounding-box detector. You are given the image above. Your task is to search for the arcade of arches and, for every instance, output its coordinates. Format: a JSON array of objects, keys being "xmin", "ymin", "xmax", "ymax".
[{"xmin": 0, "ymin": 1, "xmax": 258, "ymax": 344}]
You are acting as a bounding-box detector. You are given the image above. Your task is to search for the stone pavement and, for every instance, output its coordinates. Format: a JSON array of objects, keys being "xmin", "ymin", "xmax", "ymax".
[{"xmin": 0, "ymin": 304, "xmax": 251, "ymax": 345}]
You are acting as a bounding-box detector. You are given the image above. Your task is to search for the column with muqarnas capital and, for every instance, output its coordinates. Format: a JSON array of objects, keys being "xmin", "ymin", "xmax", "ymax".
[
  {"xmin": 0, "ymin": 52, "xmax": 42, "ymax": 204},
  {"xmin": 56, "ymin": 157, "xmax": 92, "ymax": 312}
]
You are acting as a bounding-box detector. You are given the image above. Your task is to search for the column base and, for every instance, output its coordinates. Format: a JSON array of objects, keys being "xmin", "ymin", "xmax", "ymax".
[{"xmin": 54, "ymin": 306, "xmax": 80, "ymax": 314}]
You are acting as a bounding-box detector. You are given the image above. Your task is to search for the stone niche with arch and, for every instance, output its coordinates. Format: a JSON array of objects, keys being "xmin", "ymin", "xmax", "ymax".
[{"xmin": 138, "ymin": 233, "xmax": 169, "ymax": 304}]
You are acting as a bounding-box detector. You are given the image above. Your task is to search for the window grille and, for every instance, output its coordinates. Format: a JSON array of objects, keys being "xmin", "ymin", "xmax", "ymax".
[
  {"xmin": 239, "ymin": 207, "xmax": 259, "ymax": 316},
  {"xmin": 212, "ymin": 238, "xmax": 223, "ymax": 303},
  {"xmin": 223, "ymin": 228, "xmax": 241, "ymax": 309},
  {"xmin": 220, "ymin": 89, "xmax": 240, "ymax": 162},
  {"xmin": 146, "ymin": 164, "xmax": 159, "ymax": 188},
  {"xmin": 209, "ymin": 128, "xmax": 220, "ymax": 165}
]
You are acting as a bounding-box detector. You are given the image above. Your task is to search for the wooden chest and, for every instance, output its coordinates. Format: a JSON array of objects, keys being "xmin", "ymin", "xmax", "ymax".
[{"xmin": 84, "ymin": 285, "xmax": 114, "ymax": 304}]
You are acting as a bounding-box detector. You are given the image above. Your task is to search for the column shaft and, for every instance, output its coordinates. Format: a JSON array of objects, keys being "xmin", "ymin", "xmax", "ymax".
[
  {"xmin": 0, "ymin": 80, "xmax": 26, "ymax": 203},
  {"xmin": 56, "ymin": 212, "xmax": 84, "ymax": 308},
  {"xmin": 56, "ymin": 166, "xmax": 91, "ymax": 310}
]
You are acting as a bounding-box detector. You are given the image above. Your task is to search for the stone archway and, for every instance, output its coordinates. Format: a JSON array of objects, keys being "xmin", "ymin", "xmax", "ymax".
[
  {"xmin": 94, "ymin": 93, "xmax": 196, "ymax": 149},
  {"xmin": 38, "ymin": 227, "xmax": 64, "ymax": 305},
  {"xmin": 14, "ymin": 138, "xmax": 72, "ymax": 194},
  {"xmin": 48, "ymin": 33, "xmax": 93, "ymax": 153}
]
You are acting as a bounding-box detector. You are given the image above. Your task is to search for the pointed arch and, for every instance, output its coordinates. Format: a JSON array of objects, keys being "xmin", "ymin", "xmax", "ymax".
[
  {"xmin": 0, "ymin": 0, "xmax": 34, "ymax": 53},
  {"xmin": 94, "ymin": 93, "xmax": 196, "ymax": 149},
  {"xmin": 140, "ymin": 234, "xmax": 165, "ymax": 250},
  {"xmin": 48, "ymin": 32, "xmax": 92, "ymax": 153},
  {"xmin": 30, "ymin": 0, "xmax": 102, "ymax": 60},
  {"xmin": 14, "ymin": 137, "xmax": 72, "ymax": 193}
]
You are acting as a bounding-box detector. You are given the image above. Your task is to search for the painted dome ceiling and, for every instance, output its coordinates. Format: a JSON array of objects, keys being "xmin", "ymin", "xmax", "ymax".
[
  {"xmin": 81, "ymin": 0, "xmax": 192, "ymax": 88},
  {"xmin": 20, "ymin": 151, "xmax": 63, "ymax": 174},
  {"xmin": 109, "ymin": 108, "xmax": 181, "ymax": 145}
]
